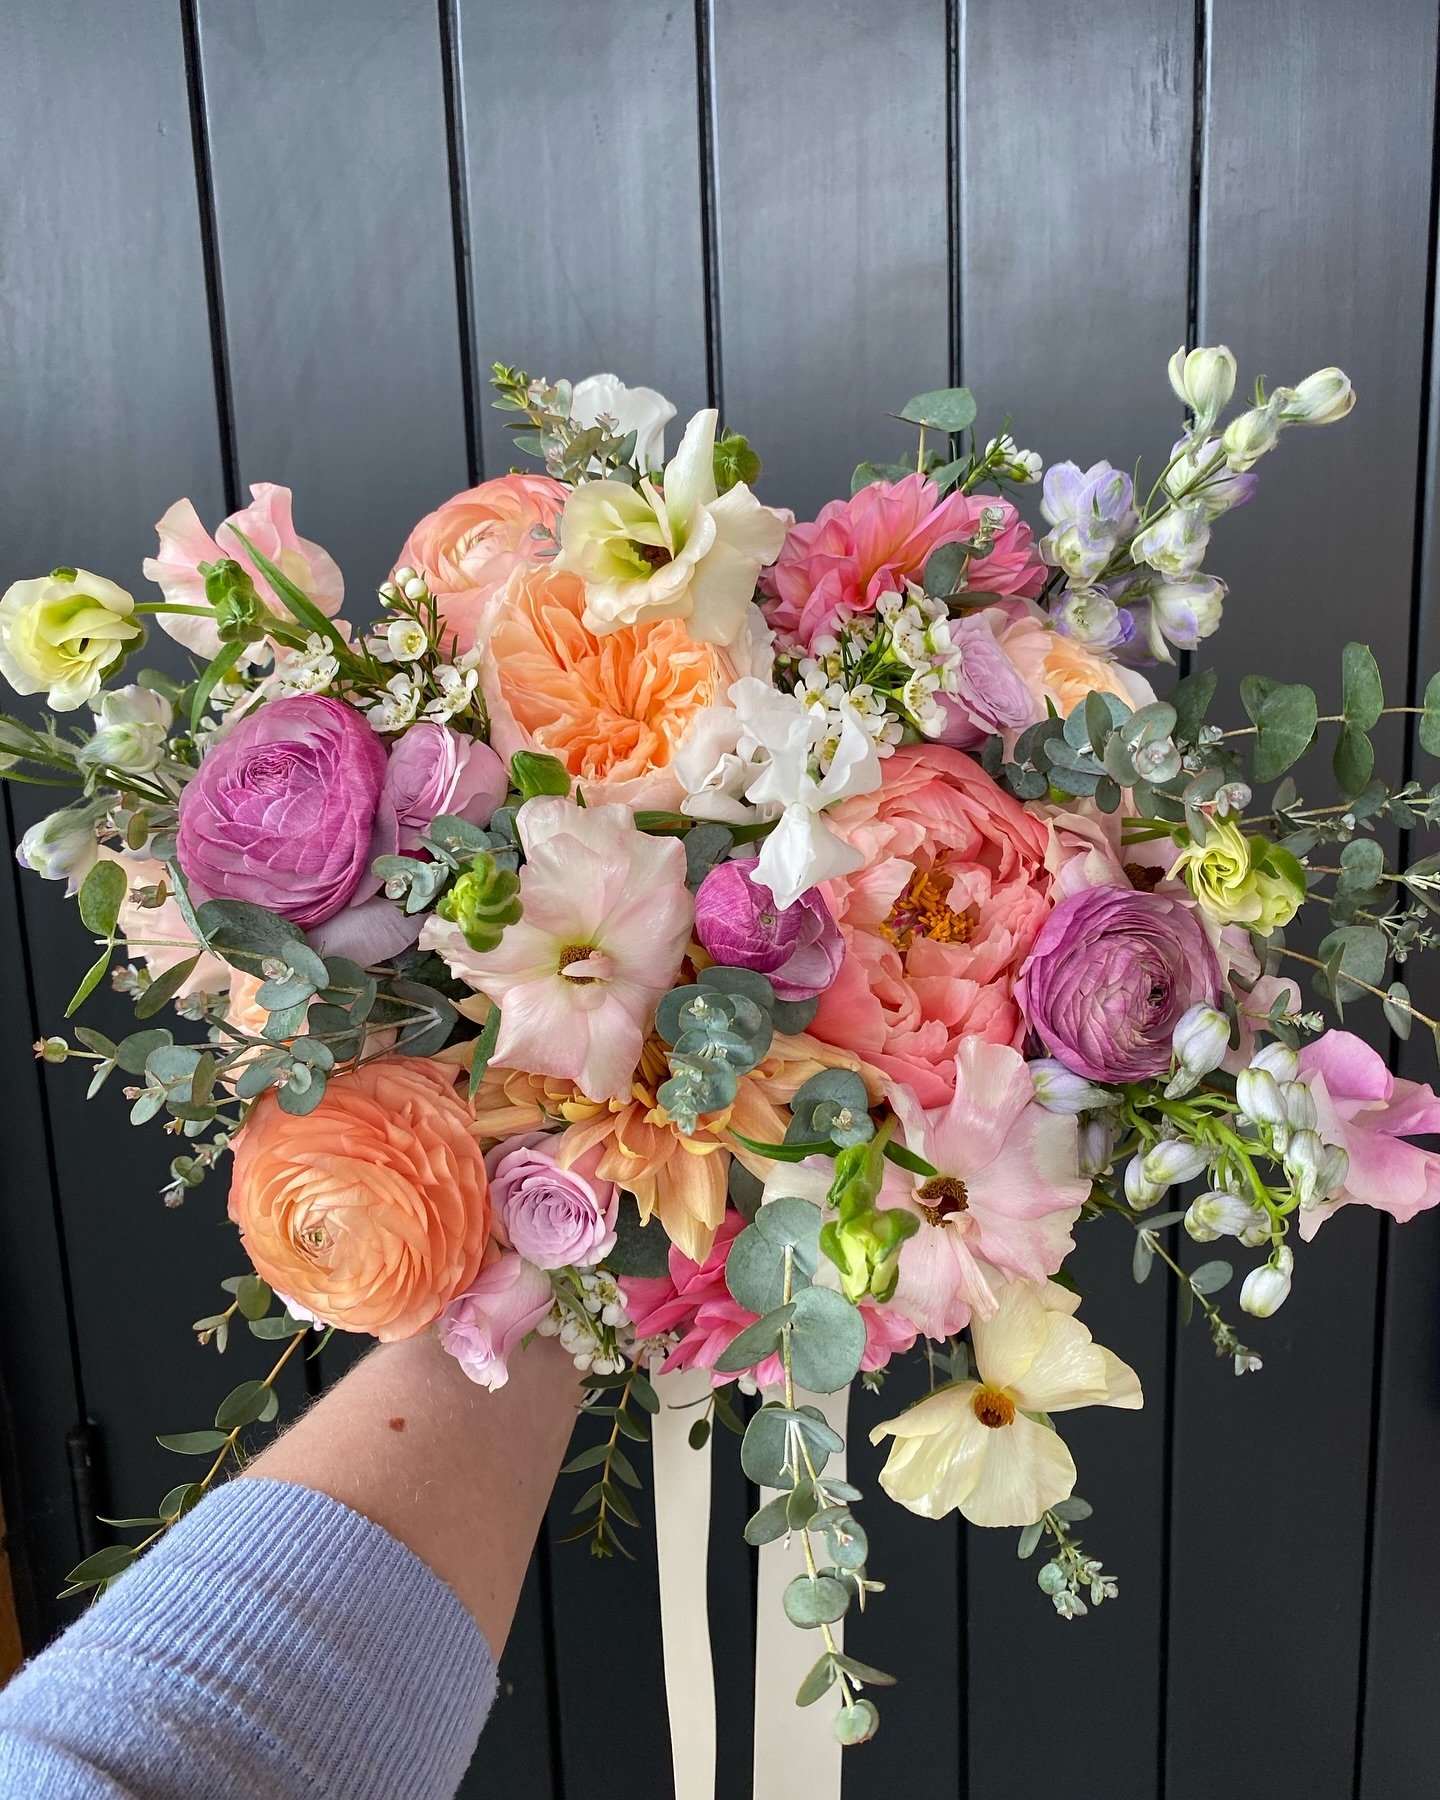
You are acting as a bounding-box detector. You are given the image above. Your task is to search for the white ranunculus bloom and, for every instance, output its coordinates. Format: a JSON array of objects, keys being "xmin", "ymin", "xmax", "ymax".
[
  {"xmin": 555, "ymin": 409, "xmax": 790, "ymax": 647},
  {"xmin": 570, "ymin": 372, "xmax": 678, "ymax": 471},
  {"xmin": 870, "ymin": 1279, "xmax": 1141, "ymax": 1528}
]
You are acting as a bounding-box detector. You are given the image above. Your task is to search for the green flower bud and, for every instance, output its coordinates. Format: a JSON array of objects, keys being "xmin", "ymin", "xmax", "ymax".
[
  {"xmin": 713, "ymin": 430, "xmax": 762, "ymax": 494},
  {"xmin": 202, "ymin": 559, "xmax": 270, "ymax": 645},
  {"xmin": 436, "ymin": 851, "xmax": 522, "ymax": 952}
]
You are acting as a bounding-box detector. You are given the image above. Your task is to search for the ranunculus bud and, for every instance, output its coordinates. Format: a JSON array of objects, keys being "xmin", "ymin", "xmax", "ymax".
[
  {"xmin": 78, "ymin": 684, "xmax": 173, "ymax": 775},
  {"xmin": 1240, "ymin": 1245, "xmax": 1294, "ymax": 1318},
  {"xmin": 1165, "ymin": 1003, "xmax": 1231, "ymax": 1096},
  {"xmin": 1277, "ymin": 367, "xmax": 1355, "ymax": 427},
  {"xmin": 1249, "ymin": 1041, "xmax": 1299, "ymax": 1083},
  {"xmin": 1031, "ymin": 1058, "xmax": 1113, "ymax": 1114},
  {"xmin": 1167, "ymin": 344, "xmax": 1237, "ymax": 429},
  {"xmin": 15, "ymin": 802, "xmax": 105, "ymax": 894},
  {"xmin": 1185, "ymin": 1190, "xmax": 1269, "ymax": 1242},
  {"xmin": 1221, "ymin": 402, "xmax": 1282, "ymax": 472},
  {"xmin": 693, "ymin": 856, "xmax": 842, "ymax": 1002}
]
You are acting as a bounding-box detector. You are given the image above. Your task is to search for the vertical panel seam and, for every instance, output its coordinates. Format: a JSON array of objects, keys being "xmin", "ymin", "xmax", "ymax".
[
  {"xmin": 536, "ymin": 1525, "xmax": 568, "ymax": 1798},
  {"xmin": 179, "ymin": 0, "xmax": 240, "ymax": 514},
  {"xmin": 1352, "ymin": 11, "xmax": 1440, "ymax": 1794},
  {"xmin": 437, "ymin": 0, "xmax": 483, "ymax": 486},
  {"xmin": 946, "ymin": 0, "xmax": 962, "ymax": 389},
  {"xmin": 693, "ymin": 0, "xmax": 723, "ymax": 414}
]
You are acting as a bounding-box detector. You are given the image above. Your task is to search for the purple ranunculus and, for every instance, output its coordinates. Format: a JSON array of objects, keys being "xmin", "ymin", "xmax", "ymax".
[
  {"xmin": 485, "ymin": 1133, "xmax": 619, "ymax": 1270},
  {"xmin": 694, "ymin": 856, "xmax": 843, "ymax": 1002},
  {"xmin": 1016, "ymin": 884, "xmax": 1222, "ymax": 1083},
  {"xmin": 177, "ymin": 694, "xmax": 386, "ymax": 927},
  {"xmin": 935, "ymin": 612, "xmax": 1036, "ymax": 748},
  {"xmin": 381, "ymin": 720, "xmax": 508, "ymax": 853}
]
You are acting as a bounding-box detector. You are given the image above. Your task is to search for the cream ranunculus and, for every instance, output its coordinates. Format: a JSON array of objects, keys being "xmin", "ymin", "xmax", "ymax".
[
  {"xmin": 555, "ymin": 408, "xmax": 790, "ymax": 646},
  {"xmin": 0, "ymin": 570, "xmax": 141, "ymax": 710},
  {"xmin": 869, "ymin": 1278, "xmax": 1141, "ymax": 1527}
]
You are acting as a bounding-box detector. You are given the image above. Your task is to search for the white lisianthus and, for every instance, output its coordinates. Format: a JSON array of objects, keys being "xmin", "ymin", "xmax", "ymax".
[
  {"xmin": 555, "ymin": 408, "xmax": 790, "ymax": 647},
  {"xmin": 77, "ymin": 685, "xmax": 173, "ymax": 774},
  {"xmin": 570, "ymin": 372, "xmax": 678, "ymax": 470},
  {"xmin": 870, "ymin": 1279, "xmax": 1141, "ymax": 1527},
  {"xmin": 0, "ymin": 570, "xmax": 141, "ymax": 711}
]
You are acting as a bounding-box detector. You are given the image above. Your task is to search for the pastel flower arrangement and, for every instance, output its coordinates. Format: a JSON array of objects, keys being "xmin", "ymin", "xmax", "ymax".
[{"xmin": 9, "ymin": 344, "xmax": 1440, "ymax": 1748}]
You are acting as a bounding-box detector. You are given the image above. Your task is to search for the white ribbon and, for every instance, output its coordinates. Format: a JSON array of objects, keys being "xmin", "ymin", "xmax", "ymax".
[
  {"xmin": 752, "ymin": 1385, "xmax": 850, "ymax": 1800},
  {"xmin": 651, "ymin": 1366, "xmax": 717, "ymax": 1800}
]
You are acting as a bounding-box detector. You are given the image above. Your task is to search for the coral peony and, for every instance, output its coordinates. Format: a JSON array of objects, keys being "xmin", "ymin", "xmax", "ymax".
[
  {"xmin": 761, "ymin": 473, "xmax": 1043, "ymax": 650},
  {"xmin": 396, "ymin": 472, "xmax": 566, "ymax": 655},
  {"xmin": 143, "ymin": 483, "xmax": 343, "ymax": 660},
  {"xmin": 229, "ymin": 1058, "xmax": 492, "ymax": 1341},
  {"xmin": 480, "ymin": 562, "xmax": 742, "ymax": 810},
  {"xmin": 808, "ymin": 744, "xmax": 1056, "ymax": 1105}
]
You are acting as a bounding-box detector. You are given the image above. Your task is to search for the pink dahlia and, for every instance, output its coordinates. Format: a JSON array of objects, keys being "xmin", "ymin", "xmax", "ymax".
[{"xmin": 760, "ymin": 473, "xmax": 1043, "ymax": 650}]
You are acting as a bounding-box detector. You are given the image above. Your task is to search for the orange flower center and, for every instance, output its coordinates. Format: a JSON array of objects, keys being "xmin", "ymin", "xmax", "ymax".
[
  {"xmin": 879, "ymin": 868, "xmax": 975, "ymax": 951},
  {"xmin": 971, "ymin": 1387, "xmax": 1016, "ymax": 1430},
  {"xmin": 916, "ymin": 1174, "xmax": 969, "ymax": 1226}
]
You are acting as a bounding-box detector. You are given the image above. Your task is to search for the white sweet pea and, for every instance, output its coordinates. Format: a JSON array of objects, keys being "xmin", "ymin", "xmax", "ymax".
[
  {"xmin": 1240, "ymin": 1245, "xmax": 1294, "ymax": 1318},
  {"xmin": 570, "ymin": 372, "xmax": 678, "ymax": 470},
  {"xmin": 1276, "ymin": 367, "xmax": 1355, "ymax": 427},
  {"xmin": 78, "ymin": 685, "xmax": 173, "ymax": 774},
  {"xmin": 1168, "ymin": 344, "xmax": 1237, "ymax": 430},
  {"xmin": 556, "ymin": 408, "xmax": 790, "ymax": 646}
]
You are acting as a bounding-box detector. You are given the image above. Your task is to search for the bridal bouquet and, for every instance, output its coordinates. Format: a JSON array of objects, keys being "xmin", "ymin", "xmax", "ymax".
[{"xmin": 8, "ymin": 347, "xmax": 1440, "ymax": 1752}]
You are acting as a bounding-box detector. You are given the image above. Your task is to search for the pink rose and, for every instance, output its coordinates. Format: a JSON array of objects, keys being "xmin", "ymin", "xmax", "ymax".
[
  {"xmin": 934, "ymin": 610, "xmax": 1039, "ymax": 747},
  {"xmin": 380, "ymin": 720, "xmax": 508, "ymax": 854},
  {"xmin": 1296, "ymin": 1031, "xmax": 1440, "ymax": 1239},
  {"xmin": 396, "ymin": 473, "xmax": 567, "ymax": 655},
  {"xmin": 142, "ymin": 483, "xmax": 343, "ymax": 659},
  {"xmin": 807, "ymin": 745, "xmax": 1056, "ymax": 1105},
  {"xmin": 486, "ymin": 1132, "xmax": 619, "ymax": 1269},
  {"xmin": 439, "ymin": 1251, "xmax": 555, "ymax": 1390},
  {"xmin": 760, "ymin": 473, "xmax": 1043, "ymax": 651}
]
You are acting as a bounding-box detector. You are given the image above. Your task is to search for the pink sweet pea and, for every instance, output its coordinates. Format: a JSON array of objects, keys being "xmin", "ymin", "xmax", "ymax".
[
  {"xmin": 439, "ymin": 1251, "xmax": 554, "ymax": 1390},
  {"xmin": 882, "ymin": 1037, "xmax": 1089, "ymax": 1339},
  {"xmin": 143, "ymin": 483, "xmax": 344, "ymax": 658},
  {"xmin": 1296, "ymin": 1031, "xmax": 1440, "ymax": 1239}
]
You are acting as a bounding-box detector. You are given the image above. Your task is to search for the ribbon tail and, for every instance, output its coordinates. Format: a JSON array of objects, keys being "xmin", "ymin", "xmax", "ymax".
[
  {"xmin": 652, "ymin": 1366, "xmax": 717, "ymax": 1800},
  {"xmin": 753, "ymin": 1384, "xmax": 851, "ymax": 1800}
]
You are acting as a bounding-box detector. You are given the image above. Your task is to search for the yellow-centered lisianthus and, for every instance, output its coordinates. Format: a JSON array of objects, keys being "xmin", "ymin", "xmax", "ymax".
[
  {"xmin": 869, "ymin": 1278, "xmax": 1141, "ymax": 1527},
  {"xmin": 554, "ymin": 407, "xmax": 789, "ymax": 647},
  {"xmin": 1169, "ymin": 817, "xmax": 1305, "ymax": 931},
  {"xmin": 0, "ymin": 568, "xmax": 141, "ymax": 711}
]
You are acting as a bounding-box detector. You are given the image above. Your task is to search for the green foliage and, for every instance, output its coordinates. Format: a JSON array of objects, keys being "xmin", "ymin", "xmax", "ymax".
[
  {"xmin": 1240, "ymin": 675, "xmax": 1318, "ymax": 781},
  {"xmin": 510, "ymin": 750, "xmax": 571, "ymax": 800},
  {"xmin": 434, "ymin": 851, "xmax": 521, "ymax": 951},
  {"xmin": 713, "ymin": 430, "xmax": 762, "ymax": 492},
  {"xmin": 897, "ymin": 387, "xmax": 977, "ymax": 433}
]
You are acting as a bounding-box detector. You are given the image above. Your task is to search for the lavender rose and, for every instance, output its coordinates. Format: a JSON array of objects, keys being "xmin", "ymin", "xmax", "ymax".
[
  {"xmin": 177, "ymin": 694, "xmax": 386, "ymax": 927},
  {"xmin": 1016, "ymin": 884, "xmax": 1222, "ymax": 1082},
  {"xmin": 487, "ymin": 1133, "xmax": 619, "ymax": 1270},
  {"xmin": 694, "ymin": 856, "xmax": 843, "ymax": 1001},
  {"xmin": 381, "ymin": 720, "xmax": 507, "ymax": 853},
  {"xmin": 936, "ymin": 612, "xmax": 1036, "ymax": 747}
]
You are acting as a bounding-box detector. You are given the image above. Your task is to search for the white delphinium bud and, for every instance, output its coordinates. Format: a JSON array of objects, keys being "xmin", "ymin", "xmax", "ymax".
[
  {"xmin": 1221, "ymin": 401, "xmax": 1282, "ymax": 472},
  {"xmin": 1240, "ymin": 1245, "xmax": 1294, "ymax": 1318},
  {"xmin": 78, "ymin": 684, "xmax": 173, "ymax": 774},
  {"xmin": 1236, "ymin": 1067, "xmax": 1288, "ymax": 1131},
  {"xmin": 1140, "ymin": 1139, "xmax": 1212, "ymax": 1189},
  {"xmin": 1125, "ymin": 1155, "xmax": 1167, "ymax": 1211},
  {"xmin": 1165, "ymin": 1003, "xmax": 1231, "ymax": 1097},
  {"xmin": 1168, "ymin": 344, "xmax": 1238, "ymax": 431},
  {"xmin": 1031, "ymin": 1059, "xmax": 1113, "ymax": 1114},
  {"xmin": 1078, "ymin": 1115, "xmax": 1119, "ymax": 1178},
  {"xmin": 1185, "ymin": 1190, "xmax": 1270, "ymax": 1242},
  {"xmin": 1276, "ymin": 367, "xmax": 1356, "ymax": 427},
  {"xmin": 1249, "ymin": 1040, "xmax": 1300, "ymax": 1083},
  {"xmin": 385, "ymin": 618, "xmax": 429, "ymax": 662},
  {"xmin": 1284, "ymin": 1129, "xmax": 1327, "ymax": 1207}
]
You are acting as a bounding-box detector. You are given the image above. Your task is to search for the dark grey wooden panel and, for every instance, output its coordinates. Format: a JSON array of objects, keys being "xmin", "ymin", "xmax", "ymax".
[
  {"xmin": 455, "ymin": 0, "xmax": 711, "ymax": 477},
  {"xmin": 192, "ymin": 0, "xmax": 471, "ymax": 591},
  {"xmin": 958, "ymin": 9, "xmax": 1195, "ymax": 1793},
  {"xmin": 1169, "ymin": 6, "xmax": 1439, "ymax": 1796},
  {"xmin": 708, "ymin": 0, "xmax": 952, "ymax": 524}
]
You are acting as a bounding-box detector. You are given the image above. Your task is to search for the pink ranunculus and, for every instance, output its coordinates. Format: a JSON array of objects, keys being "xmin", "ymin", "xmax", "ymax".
[
  {"xmin": 438, "ymin": 1251, "xmax": 555, "ymax": 1390},
  {"xmin": 1295, "ymin": 1031, "xmax": 1440, "ymax": 1239},
  {"xmin": 760, "ymin": 473, "xmax": 1043, "ymax": 651},
  {"xmin": 881, "ymin": 1038, "xmax": 1089, "ymax": 1339},
  {"xmin": 177, "ymin": 694, "xmax": 387, "ymax": 928},
  {"xmin": 396, "ymin": 473, "xmax": 567, "ymax": 655},
  {"xmin": 693, "ymin": 857, "xmax": 843, "ymax": 1001},
  {"xmin": 807, "ymin": 744, "xmax": 1056, "ymax": 1106},
  {"xmin": 380, "ymin": 720, "xmax": 507, "ymax": 855},
  {"xmin": 485, "ymin": 1131, "xmax": 619, "ymax": 1269},
  {"xmin": 626, "ymin": 1211, "xmax": 915, "ymax": 1387},
  {"xmin": 142, "ymin": 483, "xmax": 344, "ymax": 659}
]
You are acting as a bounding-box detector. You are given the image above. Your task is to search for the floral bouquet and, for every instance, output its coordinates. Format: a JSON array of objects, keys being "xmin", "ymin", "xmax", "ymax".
[{"xmin": 6, "ymin": 347, "xmax": 1440, "ymax": 1759}]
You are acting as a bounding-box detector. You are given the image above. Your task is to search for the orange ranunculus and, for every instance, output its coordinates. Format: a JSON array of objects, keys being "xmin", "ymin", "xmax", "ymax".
[
  {"xmin": 464, "ymin": 1029, "xmax": 876, "ymax": 1264},
  {"xmin": 229, "ymin": 1057, "xmax": 491, "ymax": 1341},
  {"xmin": 395, "ymin": 473, "xmax": 567, "ymax": 655},
  {"xmin": 479, "ymin": 563, "xmax": 736, "ymax": 811}
]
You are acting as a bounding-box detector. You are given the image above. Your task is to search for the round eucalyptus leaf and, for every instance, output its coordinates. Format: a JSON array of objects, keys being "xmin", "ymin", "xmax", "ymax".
[
  {"xmin": 834, "ymin": 1700, "xmax": 880, "ymax": 1745},
  {"xmin": 726, "ymin": 1196, "xmax": 822, "ymax": 1314},
  {"xmin": 783, "ymin": 1572, "xmax": 851, "ymax": 1628},
  {"xmin": 789, "ymin": 1285, "xmax": 867, "ymax": 1393},
  {"xmin": 813, "ymin": 1506, "xmax": 868, "ymax": 1570}
]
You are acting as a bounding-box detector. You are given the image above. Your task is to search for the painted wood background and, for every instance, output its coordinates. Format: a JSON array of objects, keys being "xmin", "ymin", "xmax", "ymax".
[{"xmin": 2, "ymin": 3, "xmax": 1439, "ymax": 1795}]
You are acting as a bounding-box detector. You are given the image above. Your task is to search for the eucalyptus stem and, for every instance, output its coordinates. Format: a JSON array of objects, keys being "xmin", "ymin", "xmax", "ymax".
[{"xmin": 1275, "ymin": 946, "xmax": 1439, "ymax": 1029}]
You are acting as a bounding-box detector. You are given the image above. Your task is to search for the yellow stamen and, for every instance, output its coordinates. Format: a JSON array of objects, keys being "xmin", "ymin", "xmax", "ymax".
[
  {"xmin": 879, "ymin": 868, "xmax": 975, "ymax": 951},
  {"xmin": 971, "ymin": 1387, "xmax": 1015, "ymax": 1430}
]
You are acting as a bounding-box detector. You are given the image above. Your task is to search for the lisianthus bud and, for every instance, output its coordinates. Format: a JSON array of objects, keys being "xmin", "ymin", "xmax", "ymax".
[
  {"xmin": 1165, "ymin": 1003, "xmax": 1231, "ymax": 1096},
  {"xmin": 1249, "ymin": 1040, "xmax": 1299, "ymax": 1083},
  {"xmin": 1168, "ymin": 344, "xmax": 1238, "ymax": 429},
  {"xmin": 1031, "ymin": 1058, "xmax": 1113, "ymax": 1114},
  {"xmin": 1141, "ymin": 1139, "xmax": 1211, "ymax": 1189},
  {"xmin": 1276, "ymin": 367, "xmax": 1355, "ymax": 427},
  {"xmin": 1168, "ymin": 821, "xmax": 1304, "ymax": 932},
  {"xmin": 1221, "ymin": 402, "xmax": 1282, "ymax": 472},
  {"xmin": 1240, "ymin": 1245, "xmax": 1294, "ymax": 1318},
  {"xmin": 1185, "ymin": 1190, "xmax": 1269, "ymax": 1242},
  {"xmin": 78, "ymin": 684, "xmax": 174, "ymax": 775},
  {"xmin": 15, "ymin": 802, "xmax": 105, "ymax": 894},
  {"xmin": 1236, "ymin": 1067, "xmax": 1288, "ymax": 1132},
  {"xmin": 1131, "ymin": 503, "xmax": 1211, "ymax": 580},
  {"xmin": 436, "ymin": 851, "xmax": 522, "ymax": 953}
]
